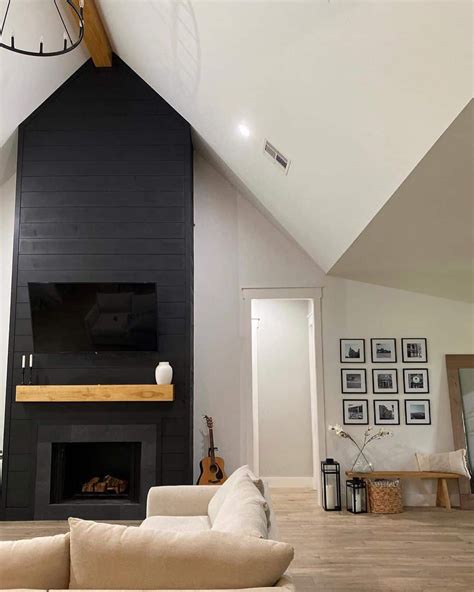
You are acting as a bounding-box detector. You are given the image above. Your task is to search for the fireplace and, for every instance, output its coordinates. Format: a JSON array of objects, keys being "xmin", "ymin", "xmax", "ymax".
[
  {"xmin": 50, "ymin": 442, "xmax": 141, "ymax": 504},
  {"xmin": 35, "ymin": 424, "xmax": 157, "ymax": 520}
]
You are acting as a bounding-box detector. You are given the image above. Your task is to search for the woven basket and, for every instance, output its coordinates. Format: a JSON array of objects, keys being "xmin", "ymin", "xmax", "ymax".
[{"xmin": 368, "ymin": 479, "xmax": 403, "ymax": 514}]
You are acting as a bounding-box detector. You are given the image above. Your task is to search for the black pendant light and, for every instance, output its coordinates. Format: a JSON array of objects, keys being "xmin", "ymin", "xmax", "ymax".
[{"xmin": 0, "ymin": 0, "xmax": 85, "ymax": 57}]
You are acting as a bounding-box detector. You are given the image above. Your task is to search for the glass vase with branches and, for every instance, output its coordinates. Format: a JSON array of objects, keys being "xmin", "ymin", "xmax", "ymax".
[{"xmin": 328, "ymin": 425, "xmax": 393, "ymax": 472}]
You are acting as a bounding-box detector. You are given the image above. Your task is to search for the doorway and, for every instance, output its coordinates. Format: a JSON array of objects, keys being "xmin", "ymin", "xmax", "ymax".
[{"xmin": 241, "ymin": 288, "xmax": 325, "ymax": 495}]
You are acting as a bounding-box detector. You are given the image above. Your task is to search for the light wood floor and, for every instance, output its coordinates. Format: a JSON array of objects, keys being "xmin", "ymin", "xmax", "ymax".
[
  {"xmin": 272, "ymin": 489, "xmax": 474, "ymax": 592},
  {"xmin": 1, "ymin": 488, "xmax": 473, "ymax": 591}
]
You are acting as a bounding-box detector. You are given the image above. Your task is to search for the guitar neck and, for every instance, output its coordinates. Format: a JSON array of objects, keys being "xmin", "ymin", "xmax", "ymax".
[{"xmin": 209, "ymin": 427, "xmax": 216, "ymax": 462}]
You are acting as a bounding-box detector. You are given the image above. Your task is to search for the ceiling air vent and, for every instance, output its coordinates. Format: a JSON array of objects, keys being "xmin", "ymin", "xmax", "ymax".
[{"xmin": 263, "ymin": 140, "xmax": 290, "ymax": 174}]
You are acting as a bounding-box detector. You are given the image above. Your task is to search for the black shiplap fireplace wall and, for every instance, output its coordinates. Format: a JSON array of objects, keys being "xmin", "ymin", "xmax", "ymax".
[{"xmin": 1, "ymin": 56, "xmax": 193, "ymax": 520}]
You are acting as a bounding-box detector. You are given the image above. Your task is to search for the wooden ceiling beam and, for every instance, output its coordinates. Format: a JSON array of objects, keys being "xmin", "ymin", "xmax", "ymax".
[{"xmin": 70, "ymin": 0, "xmax": 112, "ymax": 67}]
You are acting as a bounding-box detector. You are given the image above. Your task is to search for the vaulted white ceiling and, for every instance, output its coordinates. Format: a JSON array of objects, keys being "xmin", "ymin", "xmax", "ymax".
[{"xmin": 1, "ymin": 0, "xmax": 472, "ymax": 277}]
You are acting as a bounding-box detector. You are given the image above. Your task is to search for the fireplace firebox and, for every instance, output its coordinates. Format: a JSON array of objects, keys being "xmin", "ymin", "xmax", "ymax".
[
  {"xmin": 35, "ymin": 424, "xmax": 157, "ymax": 520},
  {"xmin": 50, "ymin": 442, "xmax": 141, "ymax": 504}
]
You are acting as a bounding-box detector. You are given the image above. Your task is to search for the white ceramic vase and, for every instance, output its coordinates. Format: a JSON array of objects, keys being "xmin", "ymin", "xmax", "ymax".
[{"xmin": 155, "ymin": 361, "xmax": 173, "ymax": 385}]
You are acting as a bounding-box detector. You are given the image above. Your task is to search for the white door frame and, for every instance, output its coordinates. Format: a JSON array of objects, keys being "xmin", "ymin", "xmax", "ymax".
[{"xmin": 240, "ymin": 287, "xmax": 326, "ymax": 496}]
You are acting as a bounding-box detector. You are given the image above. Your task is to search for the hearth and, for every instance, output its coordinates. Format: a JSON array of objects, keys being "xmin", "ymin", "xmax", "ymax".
[{"xmin": 50, "ymin": 442, "xmax": 141, "ymax": 504}]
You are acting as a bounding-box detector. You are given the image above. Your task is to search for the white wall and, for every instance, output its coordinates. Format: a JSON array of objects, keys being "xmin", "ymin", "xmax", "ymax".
[
  {"xmin": 193, "ymin": 153, "xmax": 325, "ymax": 479},
  {"xmin": 322, "ymin": 277, "xmax": 474, "ymax": 504},
  {"xmin": 237, "ymin": 196, "xmax": 325, "ymax": 289},
  {"xmin": 0, "ymin": 133, "xmax": 17, "ymax": 449},
  {"xmin": 194, "ymin": 154, "xmax": 241, "ymax": 474},
  {"xmin": 252, "ymin": 299, "xmax": 313, "ymax": 481}
]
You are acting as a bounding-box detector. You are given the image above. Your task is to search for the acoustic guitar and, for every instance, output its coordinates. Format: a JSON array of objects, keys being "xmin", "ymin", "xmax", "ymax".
[{"xmin": 197, "ymin": 415, "xmax": 227, "ymax": 485}]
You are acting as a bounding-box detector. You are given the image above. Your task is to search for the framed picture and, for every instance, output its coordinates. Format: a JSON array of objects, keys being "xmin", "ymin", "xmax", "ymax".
[
  {"xmin": 343, "ymin": 399, "xmax": 369, "ymax": 425},
  {"xmin": 402, "ymin": 338, "xmax": 428, "ymax": 363},
  {"xmin": 403, "ymin": 368, "xmax": 429, "ymax": 394},
  {"xmin": 405, "ymin": 399, "xmax": 431, "ymax": 425},
  {"xmin": 340, "ymin": 339, "xmax": 365, "ymax": 363},
  {"xmin": 371, "ymin": 338, "xmax": 397, "ymax": 363},
  {"xmin": 341, "ymin": 369, "xmax": 367, "ymax": 394},
  {"xmin": 373, "ymin": 399, "xmax": 400, "ymax": 425},
  {"xmin": 372, "ymin": 369, "xmax": 398, "ymax": 394}
]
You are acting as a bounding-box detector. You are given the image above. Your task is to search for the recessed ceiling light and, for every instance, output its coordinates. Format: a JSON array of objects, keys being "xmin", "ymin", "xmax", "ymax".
[{"xmin": 238, "ymin": 123, "xmax": 250, "ymax": 138}]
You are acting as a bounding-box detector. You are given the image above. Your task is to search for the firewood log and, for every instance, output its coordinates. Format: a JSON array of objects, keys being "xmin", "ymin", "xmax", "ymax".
[
  {"xmin": 82, "ymin": 475, "xmax": 128, "ymax": 494},
  {"xmin": 82, "ymin": 477, "xmax": 100, "ymax": 493},
  {"xmin": 104, "ymin": 475, "xmax": 128, "ymax": 494},
  {"xmin": 94, "ymin": 481, "xmax": 107, "ymax": 493}
]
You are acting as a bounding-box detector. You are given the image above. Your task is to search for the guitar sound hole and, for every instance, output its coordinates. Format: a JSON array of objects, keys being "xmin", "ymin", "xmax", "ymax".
[{"xmin": 210, "ymin": 464, "xmax": 218, "ymax": 473}]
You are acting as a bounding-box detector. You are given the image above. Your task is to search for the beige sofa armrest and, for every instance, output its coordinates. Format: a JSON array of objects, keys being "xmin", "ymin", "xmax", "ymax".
[{"xmin": 146, "ymin": 485, "xmax": 220, "ymax": 517}]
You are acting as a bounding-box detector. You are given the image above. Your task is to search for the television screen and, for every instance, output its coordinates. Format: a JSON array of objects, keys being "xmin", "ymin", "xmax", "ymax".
[{"xmin": 28, "ymin": 283, "xmax": 158, "ymax": 353}]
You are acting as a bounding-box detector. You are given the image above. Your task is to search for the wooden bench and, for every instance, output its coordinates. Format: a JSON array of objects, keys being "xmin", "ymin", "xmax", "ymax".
[{"xmin": 346, "ymin": 470, "xmax": 461, "ymax": 511}]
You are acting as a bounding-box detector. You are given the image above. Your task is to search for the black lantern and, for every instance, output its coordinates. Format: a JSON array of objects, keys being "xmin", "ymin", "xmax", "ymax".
[
  {"xmin": 321, "ymin": 458, "xmax": 341, "ymax": 511},
  {"xmin": 346, "ymin": 477, "xmax": 368, "ymax": 514}
]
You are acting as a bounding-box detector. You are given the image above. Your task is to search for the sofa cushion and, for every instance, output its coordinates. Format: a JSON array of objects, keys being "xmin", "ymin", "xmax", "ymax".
[
  {"xmin": 68, "ymin": 518, "xmax": 293, "ymax": 590},
  {"xmin": 211, "ymin": 472, "xmax": 268, "ymax": 538},
  {"xmin": 208, "ymin": 465, "xmax": 264, "ymax": 525},
  {"xmin": 141, "ymin": 515, "xmax": 211, "ymax": 532},
  {"xmin": 0, "ymin": 534, "xmax": 70, "ymax": 590}
]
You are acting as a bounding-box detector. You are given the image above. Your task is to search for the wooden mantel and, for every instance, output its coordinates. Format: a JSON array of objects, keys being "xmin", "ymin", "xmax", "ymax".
[{"xmin": 16, "ymin": 384, "xmax": 174, "ymax": 403}]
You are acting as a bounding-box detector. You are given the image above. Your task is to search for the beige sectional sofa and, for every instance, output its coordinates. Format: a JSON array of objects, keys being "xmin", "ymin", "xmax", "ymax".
[
  {"xmin": 1, "ymin": 466, "xmax": 295, "ymax": 591},
  {"xmin": 143, "ymin": 476, "xmax": 278, "ymax": 539}
]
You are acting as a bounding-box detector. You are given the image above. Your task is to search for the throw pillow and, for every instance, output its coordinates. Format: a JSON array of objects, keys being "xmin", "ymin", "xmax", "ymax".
[
  {"xmin": 415, "ymin": 449, "xmax": 471, "ymax": 478},
  {"xmin": 211, "ymin": 472, "xmax": 268, "ymax": 538},
  {"xmin": 207, "ymin": 464, "xmax": 264, "ymax": 524}
]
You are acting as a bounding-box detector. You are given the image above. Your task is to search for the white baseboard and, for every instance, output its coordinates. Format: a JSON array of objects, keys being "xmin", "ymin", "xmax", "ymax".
[{"xmin": 261, "ymin": 476, "xmax": 315, "ymax": 488}]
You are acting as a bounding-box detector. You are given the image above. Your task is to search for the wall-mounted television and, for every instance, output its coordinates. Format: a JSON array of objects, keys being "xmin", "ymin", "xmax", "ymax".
[{"xmin": 28, "ymin": 283, "xmax": 158, "ymax": 353}]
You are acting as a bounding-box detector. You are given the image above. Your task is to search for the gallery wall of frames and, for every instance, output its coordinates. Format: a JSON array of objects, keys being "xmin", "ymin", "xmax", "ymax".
[{"xmin": 339, "ymin": 338, "xmax": 430, "ymax": 426}]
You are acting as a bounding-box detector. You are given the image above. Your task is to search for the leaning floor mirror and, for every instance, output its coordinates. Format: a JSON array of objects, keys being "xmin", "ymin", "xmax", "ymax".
[{"xmin": 446, "ymin": 355, "xmax": 474, "ymax": 509}]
